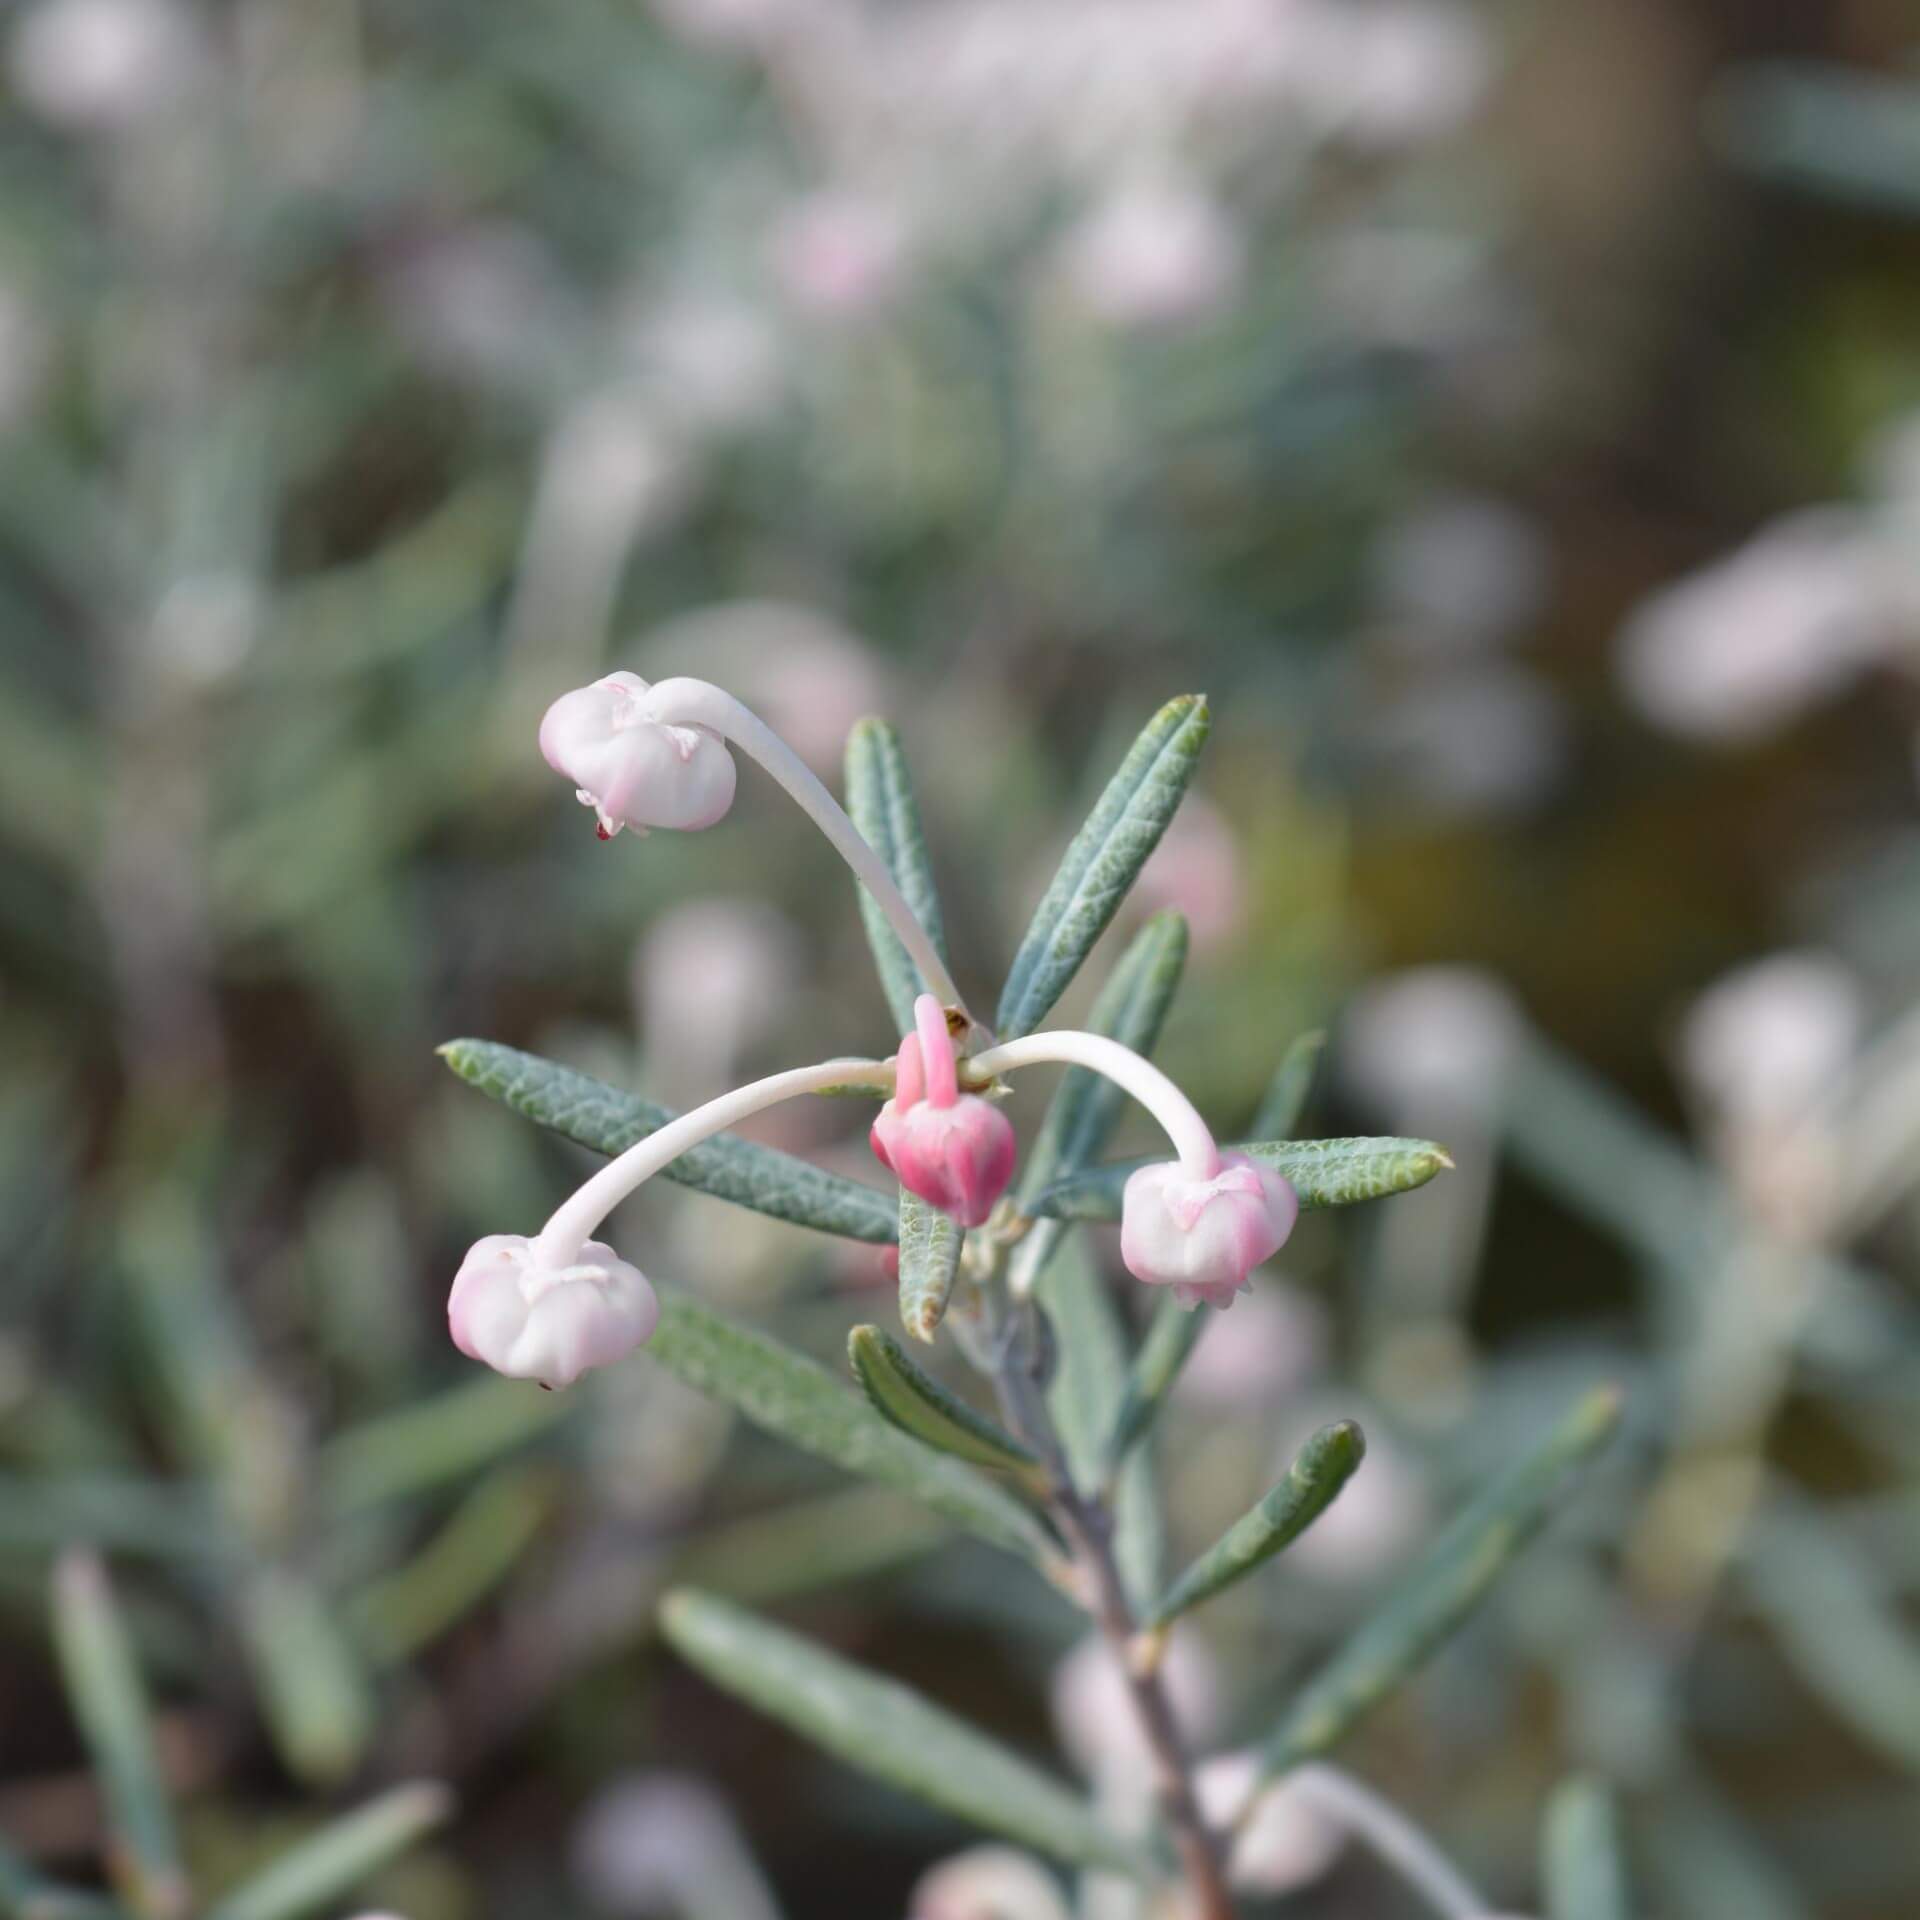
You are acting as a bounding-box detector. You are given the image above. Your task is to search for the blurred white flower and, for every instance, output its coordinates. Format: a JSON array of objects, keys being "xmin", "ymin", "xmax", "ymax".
[
  {"xmin": 1052, "ymin": 1632, "xmax": 1219, "ymax": 1810},
  {"xmin": 1131, "ymin": 794, "xmax": 1244, "ymax": 955},
  {"xmin": 571, "ymin": 1772, "xmax": 782, "ymax": 1920},
  {"xmin": 9, "ymin": 0, "xmax": 199, "ymax": 130},
  {"xmin": 1677, "ymin": 950, "xmax": 1863, "ymax": 1135},
  {"xmin": 910, "ymin": 1847, "xmax": 1072, "ymax": 1920},
  {"xmin": 1060, "ymin": 181, "xmax": 1243, "ymax": 330},
  {"xmin": 1368, "ymin": 663, "xmax": 1567, "ymax": 816},
  {"xmin": 636, "ymin": 897, "xmax": 803, "ymax": 1099},
  {"xmin": 1307, "ymin": 0, "xmax": 1493, "ymax": 148},
  {"xmin": 622, "ymin": 289, "xmax": 785, "ymax": 435},
  {"xmin": 639, "ymin": 600, "xmax": 886, "ymax": 772},
  {"xmin": 1616, "ymin": 508, "xmax": 1888, "ymax": 744},
  {"xmin": 541, "ymin": 392, "xmax": 689, "ymax": 550},
  {"xmin": 385, "ymin": 223, "xmax": 571, "ymax": 386},
  {"xmin": 149, "ymin": 572, "xmax": 260, "ymax": 685},
  {"xmin": 650, "ymin": 0, "xmax": 819, "ymax": 54},
  {"xmin": 1174, "ymin": 1279, "xmax": 1328, "ymax": 1408},
  {"xmin": 772, "ymin": 190, "xmax": 911, "ymax": 321},
  {"xmin": 1193, "ymin": 1751, "xmax": 1345, "ymax": 1894},
  {"xmin": 1371, "ymin": 494, "xmax": 1550, "ymax": 652},
  {"xmin": 1341, "ymin": 967, "xmax": 1522, "ymax": 1118}
]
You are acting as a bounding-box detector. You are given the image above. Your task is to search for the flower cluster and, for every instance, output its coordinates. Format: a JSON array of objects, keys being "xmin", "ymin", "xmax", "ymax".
[{"xmin": 448, "ymin": 672, "xmax": 1298, "ymax": 1388}]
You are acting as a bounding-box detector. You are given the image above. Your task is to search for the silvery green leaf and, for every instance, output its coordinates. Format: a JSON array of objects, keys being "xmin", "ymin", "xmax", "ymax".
[
  {"xmin": 1033, "ymin": 1136, "xmax": 1452, "ymax": 1222},
  {"xmin": 848, "ymin": 1325, "xmax": 1045, "ymax": 1485},
  {"xmin": 205, "ymin": 1783, "xmax": 453, "ymax": 1920},
  {"xmin": 996, "ymin": 696, "xmax": 1209, "ymax": 1039},
  {"xmin": 1039, "ymin": 1240, "xmax": 1163, "ymax": 1611},
  {"xmin": 1146, "ymin": 1421, "xmax": 1365, "ymax": 1631},
  {"xmin": 1103, "ymin": 1296, "xmax": 1209, "ymax": 1477},
  {"xmin": 1250, "ymin": 1030, "xmax": 1326, "ymax": 1140},
  {"xmin": 439, "ymin": 1039, "xmax": 897, "ymax": 1243},
  {"xmin": 897, "ymin": 1188, "xmax": 964, "ymax": 1342},
  {"xmin": 648, "ymin": 1293, "xmax": 1062, "ymax": 1574},
  {"xmin": 1544, "ymin": 1775, "xmax": 1631, "ymax": 1920},
  {"xmin": 238, "ymin": 1570, "xmax": 377, "ymax": 1786},
  {"xmin": 1009, "ymin": 912, "xmax": 1188, "ymax": 1297},
  {"xmin": 660, "ymin": 1590, "xmax": 1151, "ymax": 1877},
  {"xmin": 845, "ymin": 717, "xmax": 950, "ymax": 1032},
  {"xmin": 1256, "ymin": 1386, "xmax": 1621, "ymax": 1781},
  {"xmin": 49, "ymin": 1553, "xmax": 188, "ymax": 1920}
]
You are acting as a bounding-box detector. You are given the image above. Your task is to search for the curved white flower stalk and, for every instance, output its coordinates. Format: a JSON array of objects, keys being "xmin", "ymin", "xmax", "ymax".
[
  {"xmin": 541, "ymin": 670, "xmax": 970, "ymax": 1028},
  {"xmin": 1284, "ymin": 1764, "xmax": 1491, "ymax": 1920},
  {"xmin": 450, "ymin": 1054, "xmax": 888, "ymax": 1389},
  {"xmin": 968, "ymin": 1029, "xmax": 1297, "ymax": 1310}
]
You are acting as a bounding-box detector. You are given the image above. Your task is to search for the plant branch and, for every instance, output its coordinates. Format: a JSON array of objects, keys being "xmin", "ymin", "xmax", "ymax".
[{"xmin": 970, "ymin": 1269, "xmax": 1237, "ymax": 1920}]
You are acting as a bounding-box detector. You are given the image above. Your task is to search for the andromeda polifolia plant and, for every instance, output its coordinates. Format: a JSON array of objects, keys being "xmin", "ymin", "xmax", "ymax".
[{"xmin": 436, "ymin": 674, "xmax": 1625, "ymax": 1918}]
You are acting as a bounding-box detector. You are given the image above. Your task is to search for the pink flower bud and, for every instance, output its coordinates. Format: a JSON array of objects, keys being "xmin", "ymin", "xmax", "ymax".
[
  {"xmin": 1119, "ymin": 1152, "xmax": 1297, "ymax": 1310},
  {"xmin": 448, "ymin": 1233, "xmax": 659, "ymax": 1389},
  {"xmin": 539, "ymin": 670, "xmax": 736, "ymax": 838},
  {"xmin": 870, "ymin": 995, "xmax": 1016, "ymax": 1229}
]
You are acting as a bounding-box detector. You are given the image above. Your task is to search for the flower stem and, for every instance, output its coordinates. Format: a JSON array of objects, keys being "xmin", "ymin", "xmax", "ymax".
[
  {"xmin": 532, "ymin": 1055, "xmax": 889, "ymax": 1265},
  {"xmin": 642, "ymin": 677, "xmax": 971, "ymax": 1028},
  {"xmin": 1287, "ymin": 1765, "xmax": 1488, "ymax": 1920},
  {"xmin": 968, "ymin": 1030, "xmax": 1221, "ymax": 1174},
  {"xmin": 968, "ymin": 1262, "xmax": 1237, "ymax": 1920}
]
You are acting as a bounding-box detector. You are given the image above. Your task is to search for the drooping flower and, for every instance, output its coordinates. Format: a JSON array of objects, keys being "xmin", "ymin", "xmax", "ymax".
[
  {"xmin": 1119, "ymin": 1151, "xmax": 1297, "ymax": 1310},
  {"xmin": 448, "ymin": 1233, "xmax": 659, "ymax": 1389},
  {"xmin": 539, "ymin": 671, "xmax": 737, "ymax": 839},
  {"xmin": 909, "ymin": 1846, "xmax": 1072, "ymax": 1920},
  {"xmin": 1193, "ymin": 1752, "xmax": 1344, "ymax": 1896},
  {"xmin": 870, "ymin": 994, "xmax": 1017, "ymax": 1228}
]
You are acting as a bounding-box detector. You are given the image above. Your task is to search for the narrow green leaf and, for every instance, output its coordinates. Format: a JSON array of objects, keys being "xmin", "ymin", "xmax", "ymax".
[
  {"xmin": 845, "ymin": 717, "xmax": 950, "ymax": 1032},
  {"xmin": 897, "ymin": 1189, "xmax": 964, "ymax": 1342},
  {"xmin": 49, "ymin": 1552, "xmax": 188, "ymax": 1920},
  {"xmin": 205, "ymin": 1783, "xmax": 453, "ymax": 1920},
  {"xmin": 1256, "ymin": 1386, "xmax": 1622, "ymax": 1781},
  {"xmin": 997, "ymin": 696, "xmax": 1210, "ymax": 1039},
  {"xmin": 1103, "ymin": 1297, "xmax": 1209, "ymax": 1477},
  {"xmin": 440, "ymin": 1039, "xmax": 897, "ymax": 1243},
  {"xmin": 660, "ymin": 1590, "xmax": 1150, "ymax": 1877},
  {"xmin": 1147, "ymin": 1422, "xmax": 1365, "ymax": 1631},
  {"xmin": 354, "ymin": 1468, "xmax": 553, "ymax": 1662},
  {"xmin": 849, "ymin": 1326, "xmax": 1044, "ymax": 1484},
  {"xmin": 1009, "ymin": 913, "xmax": 1189, "ymax": 1297},
  {"xmin": 1039, "ymin": 1241, "xmax": 1164, "ymax": 1611},
  {"xmin": 237, "ymin": 1570, "xmax": 377, "ymax": 1786},
  {"xmin": 1033, "ymin": 1136, "xmax": 1452, "ymax": 1222},
  {"xmin": 1544, "ymin": 1775, "xmax": 1631, "ymax": 1920},
  {"xmin": 1250, "ymin": 1030, "xmax": 1326, "ymax": 1140},
  {"xmin": 648, "ymin": 1293, "xmax": 1061, "ymax": 1572}
]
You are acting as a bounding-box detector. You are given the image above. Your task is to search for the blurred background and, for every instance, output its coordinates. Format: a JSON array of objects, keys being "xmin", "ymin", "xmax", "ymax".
[{"xmin": 3, "ymin": 0, "xmax": 1920, "ymax": 1915}]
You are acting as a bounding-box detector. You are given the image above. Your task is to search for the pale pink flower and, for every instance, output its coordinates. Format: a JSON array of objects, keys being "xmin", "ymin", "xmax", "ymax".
[
  {"xmin": 1175, "ymin": 1279, "xmax": 1327, "ymax": 1407},
  {"xmin": 1193, "ymin": 1751, "xmax": 1345, "ymax": 1895},
  {"xmin": 571, "ymin": 1773, "xmax": 781, "ymax": 1920},
  {"xmin": 1051, "ymin": 1632, "xmax": 1220, "ymax": 1806},
  {"xmin": 772, "ymin": 191, "xmax": 910, "ymax": 321},
  {"xmin": 1616, "ymin": 508, "xmax": 1887, "ymax": 744},
  {"xmin": 910, "ymin": 1846, "xmax": 1071, "ymax": 1920},
  {"xmin": 1678, "ymin": 951, "xmax": 1862, "ymax": 1134},
  {"xmin": 1131, "ymin": 795, "xmax": 1244, "ymax": 955},
  {"xmin": 1060, "ymin": 182, "xmax": 1243, "ymax": 331},
  {"xmin": 448, "ymin": 1233, "xmax": 659, "ymax": 1389},
  {"xmin": 540, "ymin": 671, "xmax": 738, "ymax": 839},
  {"xmin": 1120, "ymin": 1153, "xmax": 1297, "ymax": 1310},
  {"xmin": 9, "ymin": 0, "xmax": 199, "ymax": 130},
  {"xmin": 870, "ymin": 996, "xmax": 1017, "ymax": 1228}
]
